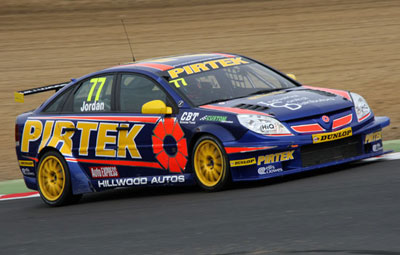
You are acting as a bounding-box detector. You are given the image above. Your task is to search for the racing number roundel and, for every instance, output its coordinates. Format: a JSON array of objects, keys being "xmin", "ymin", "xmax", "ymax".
[{"xmin": 152, "ymin": 118, "xmax": 188, "ymax": 174}]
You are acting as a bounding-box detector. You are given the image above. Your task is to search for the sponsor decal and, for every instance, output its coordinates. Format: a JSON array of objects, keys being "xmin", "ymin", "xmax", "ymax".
[
  {"xmin": 365, "ymin": 131, "xmax": 382, "ymax": 144},
  {"xmin": 200, "ymin": 115, "xmax": 232, "ymax": 123},
  {"xmin": 168, "ymin": 57, "xmax": 249, "ymax": 79},
  {"xmin": 152, "ymin": 118, "xmax": 188, "ymax": 174},
  {"xmin": 258, "ymin": 94, "xmax": 335, "ymax": 111},
  {"xmin": 19, "ymin": 160, "xmax": 34, "ymax": 167},
  {"xmin": 372, "ymin": 142, "xmax": 383, "ymax": 152},
  {"xmin": 98, "ymin": 177, "xmax": 147, "ymax": 187},
  {"xmin": 230, "ymin": 157, "xmax": 256, "ymax": 167},
  {"xmin": 258, "ymin": 165, "xmax": 283, "ymax": 175},
  {"xmin": 312, "ymin": 127, "xmax": 352, "ymax": 144},
  {"xmin": 180, "ymin": 112, "xmax": 200, "ymax": 124},
  {"xmin": 79, "ymin": 77, "xmax": 108, "ymax": 112},
  {"xmin": 21, "ymin": 168, "xmax": 35, "ymax": 176},
  {"xmin": 150, "ymin": 175, "xmax": 185, "ymax": 184},
  {"xmin": 169, "ymin": 78, "xmax": 188, "ymax": 88},
  {"xmin": 21, "ymin": 120, "xmax": 143, "ymax": 158},
  {"xmin": 257, "ymin": 150, "xmax": 294, "ymax": 165},
  {"xmin": 80, "ymin": 101, "xmax": 105, "ymax": 112},
  {"xmin": 260, "ymin": 123, "xmax": 276, "ymax": 133},
  {"xmin": 97, "ymin": 175, "xmax": 185, "ymax": 188},
  {"xmin": 90, "ymin": 166, "xmax": 119, "ymax": 179}
]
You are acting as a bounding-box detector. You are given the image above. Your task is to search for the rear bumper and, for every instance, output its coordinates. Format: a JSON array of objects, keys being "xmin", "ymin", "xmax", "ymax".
[{"xmin": 224, "ymin": 116, "xmax": 390, "ymax": 181}]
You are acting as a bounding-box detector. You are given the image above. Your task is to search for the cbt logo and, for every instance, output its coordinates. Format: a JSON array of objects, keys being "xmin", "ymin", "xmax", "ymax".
[{"xmin": 180, "ymin": 112, "xmax": 199, "ymax": 124}]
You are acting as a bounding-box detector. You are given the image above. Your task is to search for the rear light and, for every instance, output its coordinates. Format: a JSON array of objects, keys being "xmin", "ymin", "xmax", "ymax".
[{"xmin": 15, "ymin": 123, "xmax": 20, "ymax": 143}]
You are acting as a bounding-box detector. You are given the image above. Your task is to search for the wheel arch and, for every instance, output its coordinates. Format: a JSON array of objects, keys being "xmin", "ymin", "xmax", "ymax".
[
  {"xmin": 36, "ymin": 146, "xmax": 62, "ymax": 172},
  {"xmin": 189, "ymin": 124, "xmax": 235, "ymax": 147},
  {"xmin": 188, "ymin": 125, "xmax": 234, "ymax": 161},
  {"xmin": 187, "ymin": 124, "xmax": 234, "ymax": 172}
]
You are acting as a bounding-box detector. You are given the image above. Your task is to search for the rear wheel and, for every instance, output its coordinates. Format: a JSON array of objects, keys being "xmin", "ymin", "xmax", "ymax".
[
  {"xmin": 192, "ymin": 136, "xmax": 231, "ymax": 191},
  {"xmin": 37, "ymin": 151, "xmax": 81, "ymax": 206}
]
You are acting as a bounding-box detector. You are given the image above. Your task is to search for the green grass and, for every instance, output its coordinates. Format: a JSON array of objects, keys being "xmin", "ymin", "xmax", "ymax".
[{"xmin": 0, "ymin": 179, "xmax": 32, "ymax": 195}]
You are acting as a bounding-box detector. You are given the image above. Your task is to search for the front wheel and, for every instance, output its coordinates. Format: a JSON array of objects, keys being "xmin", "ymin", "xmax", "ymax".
[
  {"xmin": 37, "ymin": 151, "xmax": 81, "ymax": 206},
  {"xmin": 192, "ymin": 136, "xmax": 231, "ymax": 191}
]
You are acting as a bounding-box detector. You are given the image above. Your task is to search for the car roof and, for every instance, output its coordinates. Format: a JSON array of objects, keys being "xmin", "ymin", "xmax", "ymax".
[{"xmin": 103, "ymin": 53, "xmax": 239, "ymax": 73}]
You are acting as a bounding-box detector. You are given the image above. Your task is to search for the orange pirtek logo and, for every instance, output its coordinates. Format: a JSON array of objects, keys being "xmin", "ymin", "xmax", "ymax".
[{"xmin": 152, "ymin": 118, "xmax": 188, "ymax": 174}]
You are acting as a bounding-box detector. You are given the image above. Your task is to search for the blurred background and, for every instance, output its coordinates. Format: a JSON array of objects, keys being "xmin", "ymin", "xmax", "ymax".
[{"xmin": 1, "ymin": 0, "xmax": 399, "ymax": 180}]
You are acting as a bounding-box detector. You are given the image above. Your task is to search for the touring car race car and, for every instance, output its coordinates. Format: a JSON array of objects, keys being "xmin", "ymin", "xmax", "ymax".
[{"xmin": 15, "ymin": 53, "xmax": 390, "ymax": 206}]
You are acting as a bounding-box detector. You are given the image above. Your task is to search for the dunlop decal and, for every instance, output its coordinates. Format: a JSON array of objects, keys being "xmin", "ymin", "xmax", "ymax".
[
  {"xmin": 230, "ymin": 157, "xmax": 256, "ymax": 167},
  {"xmin": 19, "ymin": 160, "xmax": 34, "ymax": 167},
  {"xmin": 312, "ymin": 127, "xmax": 352, "ymax": 144}
]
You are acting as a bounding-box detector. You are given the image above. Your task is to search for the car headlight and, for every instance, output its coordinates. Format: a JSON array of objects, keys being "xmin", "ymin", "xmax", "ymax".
[
  {"xmin": 350, "ymin": 92, "xmax": 371, "ymax": 122},
  {"xmin": 237, "ymin": 114, "xmax": 292, "ymax": 135}
]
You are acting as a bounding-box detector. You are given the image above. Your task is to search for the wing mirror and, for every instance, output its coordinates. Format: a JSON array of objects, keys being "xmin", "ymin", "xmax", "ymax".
[
  {"xmin": 286, "ymin": 73, "xmax": 297, "ymax": 80},
  {"xmin": 142, "ymin": 100, "xmax": 172, "ymax": 115}
]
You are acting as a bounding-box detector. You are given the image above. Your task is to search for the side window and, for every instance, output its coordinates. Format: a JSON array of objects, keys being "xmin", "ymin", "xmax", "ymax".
[
  {"xmin": 73, "ymin": 75, "xmax": 114, "ymax": 113},
  {"xmin": 43, "ymin": 87, "xmax": 73, "ymax": 113},
  {"xmin": 250, "ymin": 65, "xmax": 289, "ymax": 88},
  {"xmin": 119, "ymin": 74, "xmax": 168, "ymax": 113}
]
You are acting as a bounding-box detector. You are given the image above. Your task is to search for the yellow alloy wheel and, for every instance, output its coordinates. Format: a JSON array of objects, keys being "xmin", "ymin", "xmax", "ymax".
[
  {"xmin": 38, "ymin": 155, "xmax": 66, "ymax": 201},
  {"xmin": 194, "ymin": 139, "xmax": 225, "ymax": 188}
]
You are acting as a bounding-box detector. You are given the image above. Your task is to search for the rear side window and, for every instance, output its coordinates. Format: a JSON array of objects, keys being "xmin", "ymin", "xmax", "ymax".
[
  {"xmin": 72, "ymin": 75, "xmax": 114, "ymax": 113},
  {"xmin": 43, "ymin": 87, "xmax": 73, "ymax": 113}
]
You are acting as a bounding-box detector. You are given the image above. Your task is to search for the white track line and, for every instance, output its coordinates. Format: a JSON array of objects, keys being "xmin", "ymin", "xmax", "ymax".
[
  {"xmin": 0, "ymin": 192, "xmax": 40, "ymax": 201},
  {"xmin": 361, "ymin": 152, "xmax": 400, "ymax": 162},
  {"xmin": 1, "ymin": 152, "xmax": 399, "ymax": 202}
]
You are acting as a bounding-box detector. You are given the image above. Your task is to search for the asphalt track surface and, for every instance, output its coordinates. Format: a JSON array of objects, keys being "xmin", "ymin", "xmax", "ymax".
[{"xmin": 1, "ymin": 160, "xmax": 399, "ymax": 255}]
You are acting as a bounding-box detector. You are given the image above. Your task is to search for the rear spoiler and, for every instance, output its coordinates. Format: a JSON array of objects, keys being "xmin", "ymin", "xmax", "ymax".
[{"xmin": 14, "ymin": 81, "xmax": 70, "ymax": 103}]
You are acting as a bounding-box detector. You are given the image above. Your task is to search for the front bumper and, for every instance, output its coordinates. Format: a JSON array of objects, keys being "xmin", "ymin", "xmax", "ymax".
[{"xmin": 224, "ymin": 116, "xmax": 390, "ymax": 181}]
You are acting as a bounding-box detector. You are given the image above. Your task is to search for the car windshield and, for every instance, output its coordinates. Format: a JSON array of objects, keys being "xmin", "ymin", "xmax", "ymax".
[{"xmin": 163, "ymin": 57, "xmax": 298, "ymax": 106}]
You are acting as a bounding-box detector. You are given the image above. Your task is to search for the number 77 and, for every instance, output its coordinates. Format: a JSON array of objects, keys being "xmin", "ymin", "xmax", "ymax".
[{"xmin": 87, "ymin": 77, "xmax": 107, "ymax": 102}]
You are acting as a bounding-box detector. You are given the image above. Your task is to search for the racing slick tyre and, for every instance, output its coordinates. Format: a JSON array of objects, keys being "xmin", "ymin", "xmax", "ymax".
[
  {"xmin": 192, "ymin": 135, "xmax": 231, "ymax": 191},
  {"xmin": 37, "ymin": 151, "xmax": 81, "ymax": 206}
]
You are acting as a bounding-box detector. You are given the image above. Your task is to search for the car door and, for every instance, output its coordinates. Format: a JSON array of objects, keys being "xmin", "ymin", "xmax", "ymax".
[{"xmin": 113, "ymin": 73, "xmax": 188, "ymax": 179}]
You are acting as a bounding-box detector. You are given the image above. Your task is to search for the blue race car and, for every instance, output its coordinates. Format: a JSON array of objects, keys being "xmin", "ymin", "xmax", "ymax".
[{"xmin": 15, "ymin": 53, "xmax": 390, "ymax": 206}]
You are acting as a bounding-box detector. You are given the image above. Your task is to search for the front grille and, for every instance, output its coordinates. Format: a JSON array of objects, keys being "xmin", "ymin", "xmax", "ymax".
[{"xmin": 300, "ymin": 135, "xmax": 362, "ymax": 167}]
